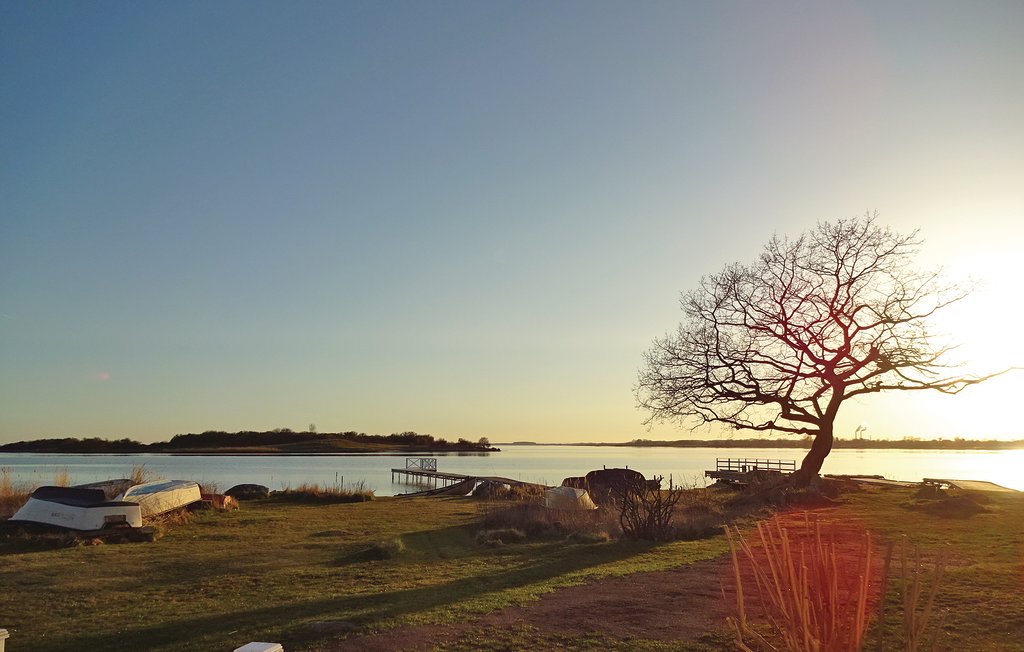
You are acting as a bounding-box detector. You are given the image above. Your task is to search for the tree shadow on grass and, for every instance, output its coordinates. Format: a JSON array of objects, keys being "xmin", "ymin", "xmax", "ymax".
[{"xmin": 49, "ymin": 532, "xmax": 660, "ymax": 652}]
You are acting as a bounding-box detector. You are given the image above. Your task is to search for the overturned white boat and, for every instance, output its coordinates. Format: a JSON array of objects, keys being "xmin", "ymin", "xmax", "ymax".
[
  {"xmin": 9, "ymin": 479, "xmax": 202, "ymax": 531},
  {"xmin": 10, "ymin": 486, "xmax": 143, "ymax": 531},
  {"xmin": 118, "ymin": 480, "xmax": 202, "ymax": 519}
]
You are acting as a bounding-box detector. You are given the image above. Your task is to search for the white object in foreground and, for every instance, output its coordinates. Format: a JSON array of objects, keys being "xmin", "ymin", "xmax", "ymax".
[
  {"xmin": 1, "ymin": 627, "xmax": 9, "ymax": 652},
  {"xmin": 544, "ymin": 486, "xmax": 598, "ymax": 510},
  {"xmin": 118, "ymin": 480, "xmax": 202, "ymax": 518},
  {"xmin": 234, "ymin": 643, "xmax": 284, "ymax": 652},
  {"xmin": 9, "ymin": 487, "xmax": 143, "ymax": 531}
]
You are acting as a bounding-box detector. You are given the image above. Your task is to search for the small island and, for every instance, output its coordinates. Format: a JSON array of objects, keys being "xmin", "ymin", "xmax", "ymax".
[{"xmin": 0, "ymin": 429, "xmax": 498, "ymax": 455}]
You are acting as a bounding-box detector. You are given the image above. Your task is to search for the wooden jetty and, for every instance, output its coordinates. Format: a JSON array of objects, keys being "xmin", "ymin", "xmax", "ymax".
[
  {"xmin": 391, "ymin": 457, "xmax": 548, "ymax": 497},
  {"xmin": 922, "ymin": 478, "xmax": 1019, "ymax": 493},
  {"xmin": 824, "ymin": 474, "xmax": 917, "ymax": 488},
  {"xmin": 705, "ymin": 457, "xmax": 796, "ymax": 484},
  {"xmin": 824, "ymin": 475, "xmax": 1019, "ymax": 492},
  {"xmin": 391, "ymin": 458, "xmax": 472, "ymax": 489},
  {"xmin": 398, "ymin": 478, "xmax": 478, "ymax": 497}
]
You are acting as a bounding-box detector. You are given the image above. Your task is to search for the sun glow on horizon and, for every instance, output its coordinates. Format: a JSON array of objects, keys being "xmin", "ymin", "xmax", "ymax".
[{"xmin": 835, "ymin": 250, "xmax": 1024, "ymax": 441}]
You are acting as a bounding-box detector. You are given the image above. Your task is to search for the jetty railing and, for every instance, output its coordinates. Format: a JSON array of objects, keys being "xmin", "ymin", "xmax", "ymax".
[
  {"xmin": 714, "ymin": 458, "xmax": 797, "ymax": 473},
  {"xmin": 405, "ymin": 457, "xmax": 437, "ymax": 471},
  {"xmin": 393, "ymin": 458, "xmax": 466, "ymax": 488}
]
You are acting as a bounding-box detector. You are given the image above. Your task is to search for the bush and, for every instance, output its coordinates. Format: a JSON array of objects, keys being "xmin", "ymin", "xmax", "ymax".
[{"xmin": 617, "ymin": 475, "xmax": 683, "ymax": 541}]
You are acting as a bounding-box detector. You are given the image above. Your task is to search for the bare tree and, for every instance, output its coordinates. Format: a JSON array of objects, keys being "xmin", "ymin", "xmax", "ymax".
[{"xmin": 637, "ymin": 214, "xmax": 1010, "ymax": 486}]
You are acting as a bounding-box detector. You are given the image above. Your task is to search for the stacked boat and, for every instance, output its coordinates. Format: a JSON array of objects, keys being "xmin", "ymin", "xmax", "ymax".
[{"xmin": 9, "ymin": 479, "xmax": 202, "ymax": 532}]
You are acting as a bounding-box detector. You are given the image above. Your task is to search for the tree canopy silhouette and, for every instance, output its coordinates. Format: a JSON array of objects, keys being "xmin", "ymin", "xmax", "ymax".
[{"xmin": 637, "ymin": 214, "xmax": 1007, "ymax": 485}]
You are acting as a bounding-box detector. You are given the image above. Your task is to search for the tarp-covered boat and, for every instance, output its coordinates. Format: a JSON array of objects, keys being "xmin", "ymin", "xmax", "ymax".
[
  {"xmin": 544, "ymin": 486, "xmax": 598, "ymax": 511},
  {"xmin": 9, "ymin": 486, "xmax": 143, "ymax": 531}
]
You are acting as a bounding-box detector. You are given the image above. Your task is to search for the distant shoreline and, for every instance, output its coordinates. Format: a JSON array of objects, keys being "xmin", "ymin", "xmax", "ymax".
[
  {"xmin": 4, "ymin": 433, "xmax": 1022, "ymax": 454},
  {"xmin": 0, "ymin": 450, "xmax": 499, "ymax": 456},
  {"xmin": 499, "ymin": 438, "xmax": 1024, "ymax": 451}
]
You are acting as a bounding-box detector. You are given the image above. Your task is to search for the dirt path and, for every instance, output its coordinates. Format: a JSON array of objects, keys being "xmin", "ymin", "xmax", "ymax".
[
  {"xmin": 323, "ymin": 509, "xmax": 889, "ymax": 651},
  {"xmin": 325, "ymin": 555, "xmax": 732, "ymax": 651}
]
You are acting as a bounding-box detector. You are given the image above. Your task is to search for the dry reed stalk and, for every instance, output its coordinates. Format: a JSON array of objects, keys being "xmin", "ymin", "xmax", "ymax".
[
  {"xmin": 726, "ymin": 514, "xmax": 876, "ymax": 652},
  {"xmin": 129, "ymin": 464, "xmax": 158, "ymax": 485},
  {"xmin": 872, "ymin": 542, "xmax": 894, "ymax": 652},
  {"xmin": 276, "ymin": 481, "xmax": 375, "ymax": 501},
  {"xmin": 0, "ymin": 466, "xmax": 12, "ymax": 498},
  {"xmin": 897, "ymin": 537, "xmax": 949, "ymax": 651},
  {"xmin": 0, "ymin": 466, "xmax": 34, "ymax": 519},
  {"xmin": 53, "ymin": 466, "xmax": 71, "ymax": 487}
]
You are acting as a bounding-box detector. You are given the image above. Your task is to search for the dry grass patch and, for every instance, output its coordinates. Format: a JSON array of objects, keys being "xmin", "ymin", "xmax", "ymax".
[
  {"xmin": 129, "ymin": 464, "xmax": 160, "ymax": 485},
  {"xmin": 479, "ymin": 502, "xmax": 620, "ymax": 541},
  {"xmin": 0, "ymin": 467, "xmax": 32, "ymax": 519},
  {"xmin": 52, "ymin": 467, "xmax": 70, "ymax": 487},
  {"xmin": 273, "ymin": 481, "xmax": 375, "ymax": 503}
]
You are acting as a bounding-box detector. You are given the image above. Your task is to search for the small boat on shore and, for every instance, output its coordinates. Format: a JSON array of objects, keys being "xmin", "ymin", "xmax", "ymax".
[
  {"xmin": 9, "ymin": 479, "xmax": 202, "ymax": 531},
  {"xmin": 119, "ymin": 480, "xmax": 202, "ymax": 518},
  {"xmin": 9, "ymin": 486, "xmax": 143, "ymax": 531}
]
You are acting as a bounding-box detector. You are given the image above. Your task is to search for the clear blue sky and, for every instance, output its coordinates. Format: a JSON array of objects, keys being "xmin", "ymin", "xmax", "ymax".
[{"xmin": 2, "ymin": 1, "xmax": 1022, "ymax": 443}]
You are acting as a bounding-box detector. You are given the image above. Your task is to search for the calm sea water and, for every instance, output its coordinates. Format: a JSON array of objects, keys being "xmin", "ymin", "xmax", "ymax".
[{"xmin": 1, "ymin": 446, "xmax": 1021, "ymax": 495}]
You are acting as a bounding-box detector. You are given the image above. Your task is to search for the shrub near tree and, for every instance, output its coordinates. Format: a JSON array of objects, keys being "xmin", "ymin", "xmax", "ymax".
[{"xmin": 637, "ymin": 215, "xmax": 1010, "ymax": 486}]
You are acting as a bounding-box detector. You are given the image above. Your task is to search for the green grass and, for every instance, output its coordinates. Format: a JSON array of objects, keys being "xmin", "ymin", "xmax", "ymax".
[
  {"xmin": 0, "ymin": 497, "xmax": 725, "ymax": 651},
  {"xmin": 1, "ymin": 485, "xmax": 1020, "ymax": 651},
  {"xmin": 433, "ymin": 624, "xmax": 733, "ymax": 651},
  {"xmin": 805, "ymin": 485, "xmax": 1024, "ymax": 651}
]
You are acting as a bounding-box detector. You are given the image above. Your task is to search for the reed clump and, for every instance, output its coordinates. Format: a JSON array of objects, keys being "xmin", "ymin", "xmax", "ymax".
[
  {"xmin": 129, "ymin": 464, "xmax": 160, "ymax": 485},
  {"xmin": 726, "ymin": 515, "xmax": 950, "ymax": 652},
  {"xmin": 1, "ymin": 466, "xmax": 33, "ymax": 519},
  {"xmin": 53, "ymin": 466, "xmax": 71, "ymax": 487},
  {"xmin": 198, "ymin": 481, "xmax": 221, "ymax": 495},
  {"xmin": 273, "ymin": 481, "xmax": 375, "ymax": 503},
  {"xmin": 725, "ymin": 515, "xmax": 878, "ymax": 652}
]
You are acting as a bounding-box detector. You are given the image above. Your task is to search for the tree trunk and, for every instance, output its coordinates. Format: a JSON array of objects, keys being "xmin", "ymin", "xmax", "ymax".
[{"xmin": 791, "ymin": 426, "xmax": 834, "ymax": 487}]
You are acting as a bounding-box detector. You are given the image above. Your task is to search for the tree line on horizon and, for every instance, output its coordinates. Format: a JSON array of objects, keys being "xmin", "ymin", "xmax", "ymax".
[
  {"xmin": 0, "ymin": 429, "xmax": 495, "ymax": 453},
  {"xmin": 619, "ymin": 437, "xmax": 1024, "ymax": 450}
]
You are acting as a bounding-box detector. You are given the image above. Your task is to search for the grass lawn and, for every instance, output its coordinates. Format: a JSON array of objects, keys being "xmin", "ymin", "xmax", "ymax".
[
  {"xmin": 0, "ymin": 484, "xmax": 1020, "ymax": 651},
  {"xmin": 827, "ymin": 484, "xmax": 1024, "ymax": 651},
  {"xmin": 0, "ymin": 496, "xmax": 724, "ymax": 651}
]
